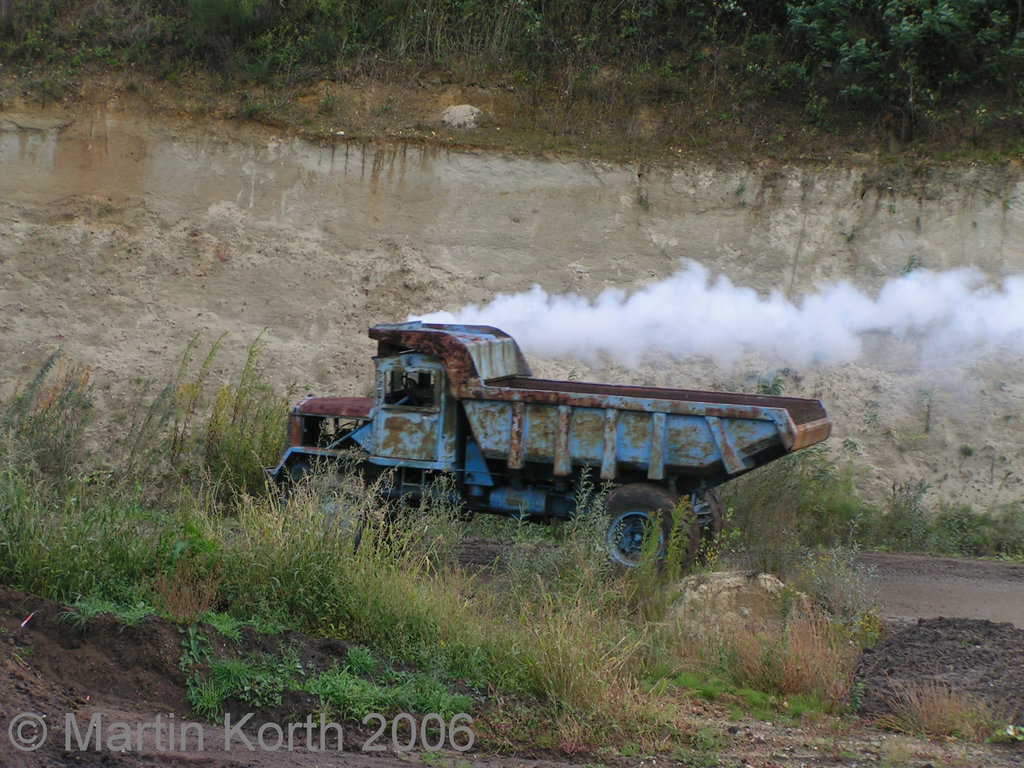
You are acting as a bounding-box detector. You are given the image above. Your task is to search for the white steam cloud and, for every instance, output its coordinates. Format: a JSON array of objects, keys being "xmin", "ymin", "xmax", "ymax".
[{"xmin": 413, "ymin": 262, "xmax": 1024, "ymax": 368}]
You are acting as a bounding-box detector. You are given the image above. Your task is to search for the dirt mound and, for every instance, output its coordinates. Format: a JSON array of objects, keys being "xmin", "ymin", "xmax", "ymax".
[
  {"xmin": 671, "ymin": 571, "xmax": 810, "ymax": 625},
  {"xmin": 0, "ymin": 586, "xmax": 361, "ymax": 766},
  {"xmin": 856, "ymin": 617, "xmax": 1024, "ymax": 725},
  {"xmin": 0, "ymin": 586, "xmax": 186, "ymax": 711}
]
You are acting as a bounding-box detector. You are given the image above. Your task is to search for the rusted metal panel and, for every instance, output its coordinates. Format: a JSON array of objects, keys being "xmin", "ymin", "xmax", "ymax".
[
  {"xmin": 287, "ymin": 410, "xmax": 302, "ymax": 447},
  {"xmin": 371, "ymin": 354, "xmax": 456, "ymax": 469},
  {"xmin": 648, "ymin": 412, "xmax": 666, "ymax": 481},
  {"xmin": 524, "ymin": 403, "xmax": 557, "ymax": 462},
  {"xmin": 467, "ymin": 338, "xmax": 527, "ymax": 383},
  {"xmin": 370, "ymin": 322, "xmax": 531, "ymax": 390},
  {"xmin": 788, "ymin": 417, "xmax": 833, "ymax": 451},
  {"xmin": 568, "ymin": 407, "xmax": 604, "ymax": 464},
  {"xmin": 296, "ymin": 396, "xmax": 374, "ymax": 419},
  {"xmin": 460, "ymin": 400, "xmax": 503, "ymax": 457},
  {"xmin": 665, "ymin": 417, "xmax": 717, "ymax": 471},
  {"xmin": 466, "ymin": 380, "xmax": 807, "ymax": 426},
  {"xmin": 706, "ymin": 416, "xmax": 755, "ymax": 475},
  {"xmin": 554, "ymin": 405, "xmax": 571, "ymax": 477},
  {"xmin": 601, "ymin": 408, "xmax": 618, "ymax": 480},
  {"xmin": 375, "ymin": 409, "xmax": 440, "ymax": 461},
  {"xmin": 498, "ymin": 376, "xmax": 826, "ymax": 425},
  {"xmin": 616, "ymin": 410, "xmax": 654, "ymax": 466}
]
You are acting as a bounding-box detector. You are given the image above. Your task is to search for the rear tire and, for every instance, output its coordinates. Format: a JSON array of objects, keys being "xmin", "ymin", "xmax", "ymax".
[{"xmin": 604, "ymin": 484, "xmax": 700, "ymax": 569}]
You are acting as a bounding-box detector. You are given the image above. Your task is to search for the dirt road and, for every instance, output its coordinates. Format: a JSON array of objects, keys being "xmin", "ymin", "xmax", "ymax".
[{"xmin": 864, "ymin": 551, "xmax": 1024, "ymax": 628}]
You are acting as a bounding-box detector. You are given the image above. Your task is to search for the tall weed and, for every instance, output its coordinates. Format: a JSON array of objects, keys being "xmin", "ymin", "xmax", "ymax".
[
  {"xmin": 1, "ymin": 350, "xmax": 92, "ymax": 479},
  {"xmin": 203, "ymin": 335, "xmax": 289, "ymax": 498},
  {"xmin": 790, "ymin": 546, "xmax": 880, "ymax": 642},
  {"xmin": 729, "ymin": 613, "xmax": 857, "ymax": 713},
  {"xmin": 0, "ymin": 457, "xmax": 166, "ymax": 604},
  {"xmin": 876, "ymin": 480, "xmax": 932, "ymax": 551},
  {"xmin": 118, "ymin": 334, "xmax": 287, "ymax": 499}
]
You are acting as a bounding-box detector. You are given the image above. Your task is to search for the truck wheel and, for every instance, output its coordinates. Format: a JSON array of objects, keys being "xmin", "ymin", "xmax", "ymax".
[
  {"xmin": 288, "ymin": 460, "xmax": 312, "ymax": 483},
  {"xmin": 604, "ymin": 484, "xmax": 700, "ymax": 569},
  {"xmin": 284, "ymin": 460, "xmax": 365, "ymax": 548},
  {"xmin": 273, "ymin": 460, "xmax": 312, "ymax": 498}
]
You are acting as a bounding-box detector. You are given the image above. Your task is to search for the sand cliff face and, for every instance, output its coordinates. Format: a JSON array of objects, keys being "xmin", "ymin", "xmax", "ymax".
[{"xmin": 2, "ymin": 102, "xmax": 1022, "ymax": 507}]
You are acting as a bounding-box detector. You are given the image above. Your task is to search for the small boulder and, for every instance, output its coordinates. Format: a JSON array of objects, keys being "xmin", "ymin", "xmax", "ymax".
[{"xmin": 441, "ymin": 104, "xmax": 483, "ymax": 129}]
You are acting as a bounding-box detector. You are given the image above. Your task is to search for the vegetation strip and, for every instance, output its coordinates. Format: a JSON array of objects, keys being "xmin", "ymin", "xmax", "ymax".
[{"xmin": 3, "ymin": 343, "xmax": 1022, "ymax": 756}]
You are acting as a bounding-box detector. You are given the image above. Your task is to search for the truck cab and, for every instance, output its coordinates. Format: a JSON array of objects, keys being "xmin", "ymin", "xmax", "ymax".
[{"xmin": 371, "ymin": 353, "xmax": 457, "ymax": 470}]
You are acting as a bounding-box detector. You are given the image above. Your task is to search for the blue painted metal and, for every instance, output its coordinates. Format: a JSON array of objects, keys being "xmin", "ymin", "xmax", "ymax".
[
  {"xmin": 348, "ymin": 421, "xmax": 372, "ymax": 450},
  {"xmin": 460, "ymin": 397, "xmax": 783, "ymax": 481},
  {"xmin": 267, "ymin": 446, "xmax": 341, "ymax": 478},
  {"xmin": 488, "ymin": 486, "xmax": 548, "ymax": 516},
  {"xmin": 370, "ymin": 354, "xmax": 457, "ymax": 471},
  {"xmin": 463, "ymin": 439, "xmax": 494, "ymax": 486}
]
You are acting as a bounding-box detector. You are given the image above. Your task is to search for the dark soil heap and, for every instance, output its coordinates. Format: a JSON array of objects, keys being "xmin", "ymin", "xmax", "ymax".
[{"xmin": 856, "ymin": 617, "xmax": 1024, "ymax": 724}]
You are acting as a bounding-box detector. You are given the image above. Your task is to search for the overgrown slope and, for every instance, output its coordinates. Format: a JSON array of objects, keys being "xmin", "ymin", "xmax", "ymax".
[{"xmin": 2, "ymin": 0, "xmax": 1023, "ymax": 159}]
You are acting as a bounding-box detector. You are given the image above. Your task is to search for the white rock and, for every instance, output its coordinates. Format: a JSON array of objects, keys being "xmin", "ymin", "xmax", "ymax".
[{"xmin": 441, "ymin": 104, "xmax": 483, "ymax": 129}]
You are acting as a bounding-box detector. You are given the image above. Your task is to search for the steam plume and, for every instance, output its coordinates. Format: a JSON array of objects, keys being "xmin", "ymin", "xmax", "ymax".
[{"xmin": 413, "ymin": 262, "xmax": 1024, "ymax": 368}]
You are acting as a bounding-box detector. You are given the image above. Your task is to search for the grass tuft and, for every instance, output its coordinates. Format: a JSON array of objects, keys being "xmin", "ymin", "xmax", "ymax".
[{"xmin": 875, "ymin": 680, "xmax": 998, "ymax": 739}]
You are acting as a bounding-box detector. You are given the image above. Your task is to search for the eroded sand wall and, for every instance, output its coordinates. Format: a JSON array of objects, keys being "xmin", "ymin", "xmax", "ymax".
[{"xmin": 2, "ymin": 106, "xmax": 1022, "ymax": 505}]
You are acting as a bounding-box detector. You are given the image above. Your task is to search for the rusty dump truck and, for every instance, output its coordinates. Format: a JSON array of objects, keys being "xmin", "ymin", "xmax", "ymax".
[{"xmin": 269, "ymin": 322, "xmax": 831, "ymax": 567}]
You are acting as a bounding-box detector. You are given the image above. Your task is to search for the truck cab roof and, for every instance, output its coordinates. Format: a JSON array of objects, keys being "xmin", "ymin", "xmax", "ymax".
[{"xmin": 370, "ymin": 322, "xmax": 533, "ymax": 387}]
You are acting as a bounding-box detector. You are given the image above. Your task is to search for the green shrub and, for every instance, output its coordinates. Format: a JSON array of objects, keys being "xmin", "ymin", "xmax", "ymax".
[
  {"xmin": 875, "ymin": 480, "xmax": 932, "ymax": 551},
  {"xmin": 790, "ymin": 545, "xmax": 881, "ymax": 647},
  {"xmin": 787, "ymin": 0, "xmax": 1024, "ymax": 121},
  {"xmin": 933, "ymin": 501, "xmax": 1024, "ymax": 557},
  {"xmin": 722, "ymin": 447, "xmax": 865, "ymax": 576},
  {"xmin": 4, "ymin": 0, "xmax": 1022, "ymax": 139}
]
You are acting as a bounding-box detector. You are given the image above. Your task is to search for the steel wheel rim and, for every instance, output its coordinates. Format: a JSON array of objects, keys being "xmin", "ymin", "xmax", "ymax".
[{"xmin": 607, "ymin": 510, "xmax": 663, "ymax": 566}]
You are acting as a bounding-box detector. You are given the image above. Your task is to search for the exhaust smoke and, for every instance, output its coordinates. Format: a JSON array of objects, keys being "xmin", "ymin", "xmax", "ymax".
[{"xmin": 413, "ymin": 262, "xmax": 1024, "ymax": 368}]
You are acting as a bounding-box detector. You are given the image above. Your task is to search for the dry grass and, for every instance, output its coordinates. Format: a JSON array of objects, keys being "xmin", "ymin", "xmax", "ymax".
[
  {"xmin": 153, "ymin": 558, "xmax": 222, "ymax": 625},
  {"xmin": 730, "ymin": 613, "xmax": 858, "ymax": 712},
  {"xmin": 675, "ymin": 595, "xmax": 859, "ymax": 715},
  {"xmin": 875, "ymin": 679, "xmax": 998, "ymax": 739}
]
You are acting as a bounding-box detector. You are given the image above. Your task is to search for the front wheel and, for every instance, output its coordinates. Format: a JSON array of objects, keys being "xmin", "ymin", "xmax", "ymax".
[{"xmin": 604, "ymin": 484, "xmax": 700, "ymax": 569}]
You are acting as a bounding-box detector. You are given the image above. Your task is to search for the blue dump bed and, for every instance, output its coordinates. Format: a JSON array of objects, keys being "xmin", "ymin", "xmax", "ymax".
[{"xmin": 370, "ymin": 323, "xmax": 831, "ymax": 485}]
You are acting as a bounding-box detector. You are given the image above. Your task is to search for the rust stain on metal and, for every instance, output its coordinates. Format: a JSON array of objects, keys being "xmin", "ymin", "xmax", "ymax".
[
  {"xmin": 508, "ymin": 401, "xmax": 525, "ymax": 470},
  {"xmin": 296, "ymin": 396, "xmax": 374, "ymax": 418},
  {"xmin": 706, "ymin": 416, "xmax": 755, "ymax": 475},
  {"xmin": 370, "ymin": 323, "xmax": 532, "ymax": 391}
]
